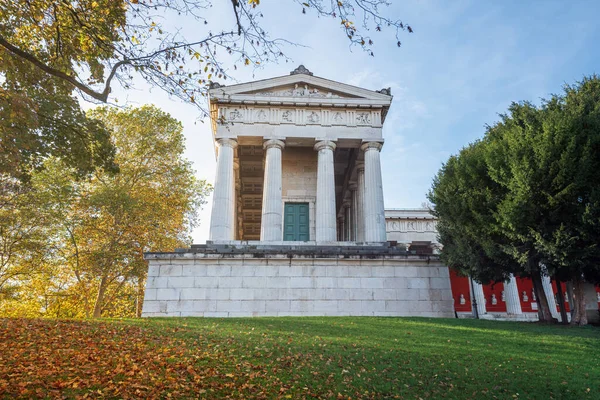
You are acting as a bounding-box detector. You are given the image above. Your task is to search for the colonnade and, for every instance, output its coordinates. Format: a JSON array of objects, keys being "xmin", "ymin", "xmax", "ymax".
[
  {"xmin": 469, "ymin": 274, "xmax": 560, "ymax": 318},
  {"xmin": 209, "ymin": 138, "xmax": 386, "ymax": 243}
]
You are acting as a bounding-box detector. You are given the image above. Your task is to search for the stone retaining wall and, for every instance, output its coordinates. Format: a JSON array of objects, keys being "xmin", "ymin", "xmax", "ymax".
[{"xmin": 142, "ymin": 252, "xmax": 454, "ymax": 318}]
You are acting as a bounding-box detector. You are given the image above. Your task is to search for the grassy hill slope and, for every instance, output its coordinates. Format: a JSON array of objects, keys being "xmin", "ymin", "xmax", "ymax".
[{"xmin": 1, "ymin": 317, "xmax": 599, "ymax": 399}]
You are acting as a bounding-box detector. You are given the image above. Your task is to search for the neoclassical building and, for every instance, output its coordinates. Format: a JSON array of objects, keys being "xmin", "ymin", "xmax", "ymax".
[
  {"xmin": 142, "ymin": 66, "xmax": 453, "ymax": 318},
  {"xmin": 207, "ymin": 65, "xmax": 390, "ymax": 244}
]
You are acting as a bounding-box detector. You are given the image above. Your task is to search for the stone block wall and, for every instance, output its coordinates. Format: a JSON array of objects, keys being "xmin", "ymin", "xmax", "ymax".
[{"xmin": 142, "ymin": 254, "xmax": 454, "ymax": 318}]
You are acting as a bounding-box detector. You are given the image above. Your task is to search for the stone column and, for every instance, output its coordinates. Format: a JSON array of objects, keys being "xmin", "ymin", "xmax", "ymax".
[
  {"xmin": 504, "ymin": 274, "xmax": 523, "ymax": 315},
  {"xmin": 209, "ymin": 138, "xmax": 238, "ymax": 241},
  {"xmin": 314, "ymin": 140, "xmax": 337, "ymax": 242},
  {"xmin": 361, "ymin": 142, "xmax": 386, "ymax": 242},
  {"xmin": 471, "ymin": 278, "xmax": 487, "ymax": 317},
  {"xmin": 260, "ymin": 139, "xmax": 285, "ymax": 241},
  {"xmin": 542, "ymin": 274, "xmax": 560, "ymax": 320},
  {"xmin": 356, "ymin": 163, "xmax": 366, "ymax": 242},
  {"xmin": 233, "ymin": 160, "xmax": 240, "ymax": 240},
  {"xmin": 343, "ymin": 201, "xmax": 351, "ymax": 242},
  {"xmin": 349, "ymin": 184, "xmax": 358, "ymax": 242}
]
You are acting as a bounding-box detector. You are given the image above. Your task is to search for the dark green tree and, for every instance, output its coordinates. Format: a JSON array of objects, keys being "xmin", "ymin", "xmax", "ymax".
[{"xmin": 430, "ymin": 76, "xmax": 600, "ymax": 324}]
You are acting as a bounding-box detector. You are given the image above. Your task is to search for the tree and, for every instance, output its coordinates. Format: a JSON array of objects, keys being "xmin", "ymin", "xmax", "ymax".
[
  {"xmin": 430, "ymin": 141, "xmax": 520, "ymax": 284},
  {"xmin": 429, "ymin": 76, "xmax": 600, "ymax": 325},
  {"xmin": 0, "ymin": 1, "xmax": 411, "ymax": 112},
  {"xmin": 0, "ymin": 57, "xmax": 117, "ymax": 180},
  {"xmin": 0, "ymin": 105, "xmax": 211, "ymax": 318},
  {"xmin": 526, "ymin": 77, "xmax": 600, "ymax": 325},
  {"xmin": 74, "ymin": 105, "xmax": 210, "ymax": 317}
]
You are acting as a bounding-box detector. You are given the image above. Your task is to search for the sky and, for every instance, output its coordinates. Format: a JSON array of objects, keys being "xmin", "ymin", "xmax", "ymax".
[{"xmin": 100, "ymin": 0, "xmax": 600, "ymax": 244}]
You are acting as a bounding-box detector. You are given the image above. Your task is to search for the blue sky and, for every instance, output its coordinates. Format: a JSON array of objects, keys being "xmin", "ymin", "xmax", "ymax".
[{"xmin": 104, "ymin": 1, "xmax": 600, "ymax": 243}]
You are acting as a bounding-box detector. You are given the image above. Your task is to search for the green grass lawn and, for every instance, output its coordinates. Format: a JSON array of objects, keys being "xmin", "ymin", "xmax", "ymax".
[{"xmin": 1, "ymin": 317, "xmax": 599, "ymax": 399}]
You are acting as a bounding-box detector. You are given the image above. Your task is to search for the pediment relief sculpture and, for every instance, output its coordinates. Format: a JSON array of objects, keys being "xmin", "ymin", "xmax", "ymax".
[{"xmin": 249, "ymin": 84, "xmax": 349, "ymax": 99}]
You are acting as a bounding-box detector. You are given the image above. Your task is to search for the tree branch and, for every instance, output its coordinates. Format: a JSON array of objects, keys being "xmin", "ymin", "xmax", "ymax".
[
  {"xmin": 0, "ymin": 34, "xmax": 126, "ymax": 102},
  {"xmin": 230, "ymin": 0, "xmax": 242, "ymax": 35}
]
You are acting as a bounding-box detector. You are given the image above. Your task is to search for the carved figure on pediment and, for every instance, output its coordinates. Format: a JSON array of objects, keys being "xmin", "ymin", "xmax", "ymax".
[
  {"xmin": 253, "ymin": 85, "xmax": 342, "ymax": 98},
  {"xmin": 333, "ymin": 112, "xmax": 343, "ymax": 123},
  {"xmin": 282, "ymin": 110, "xmax": 293, "ymax": 122},
  {"xmin": 257, "ymin": 110, "xmax": 267, "ymax": 121},
  {"xmin": 356, "ymin": 112, "xmax": 371, "ymax": 124},
  {"xmin": 307, "ymin": 111, "xmax": 320, "ymax": 123},
  {"xmin": 293, "ymin": 84, "xmax": 303, "ymax": 97},
  {"xmin": 407, "ymin": 221, "xmax": 416, "ymax": 231},
  {"xmin": 425, "ymin": 221, "xmax": 434, "ymax": 231},
  {"xmin": 229, "ymin": 109, "xmax": 242, "ymax": 120}
]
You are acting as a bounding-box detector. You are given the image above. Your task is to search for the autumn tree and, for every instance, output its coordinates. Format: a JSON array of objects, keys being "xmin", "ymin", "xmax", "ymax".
[
  {"xmin": 0, "ymin": 1, "xmax": 411, "ymax": 111},
  {"xmin": 73, "ymin": 105, "xmax": 210, "ymax": 318},
  {"xmin": 0, "ymin": 105, "xmax": 210, "ymax": 318}
]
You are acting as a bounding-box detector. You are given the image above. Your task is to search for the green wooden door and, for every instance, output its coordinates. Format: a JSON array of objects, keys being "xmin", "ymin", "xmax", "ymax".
[{"xmin": 283, "ymin": 203, "xmax": 310, "ymax": 241}]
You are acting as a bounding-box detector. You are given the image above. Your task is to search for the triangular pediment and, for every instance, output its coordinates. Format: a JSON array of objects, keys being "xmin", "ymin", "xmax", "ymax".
[
  {"xmin": 209, "ymin": 69, "xmax": 392, "ymax": 104},
  {"xmin": 241, "ymin": 83, "xmax": 359, "ymax": 99}
]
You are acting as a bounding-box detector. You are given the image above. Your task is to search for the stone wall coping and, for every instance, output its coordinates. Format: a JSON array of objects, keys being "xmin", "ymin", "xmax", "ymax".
[{"xmin": 144, "ymin": 242, "xmax": 438, "ymax": 261}]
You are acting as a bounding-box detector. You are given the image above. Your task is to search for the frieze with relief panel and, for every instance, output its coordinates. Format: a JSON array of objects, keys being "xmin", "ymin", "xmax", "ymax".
[
  {"xmin": 386, "ymin": 219, "xmax": 437, "ymax": 233},
  {"xmin": 218, "ymin": 106, "xmax": 382, "ymax": 127}
]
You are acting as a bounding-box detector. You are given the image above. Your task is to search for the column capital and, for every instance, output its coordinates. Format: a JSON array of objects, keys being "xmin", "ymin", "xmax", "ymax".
[
  {"xmin": 263, "ymin": 139, "xmax": 285, "ymax": 150},
  {"xmin": 360, "ymin": 141, "xmax": 383, "ymax": 152},
  {"xmin": 314, "ymin": 140, "xmax": 336, "ymax": 152},
  {"xmin": 216, "ymin": 138, "xmax": 238, "ymax": 149}
]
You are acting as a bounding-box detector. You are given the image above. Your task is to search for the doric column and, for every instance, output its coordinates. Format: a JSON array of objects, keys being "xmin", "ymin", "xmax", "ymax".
[
  {"xmin": 471, "ymin": 278, "xmax": 487, "ymax": 317},
  {"xmin": 504, "ymin": 274, "xmax": 523, "ymax": 315},
  {"xmin": 349, "ymin": 183, "xmax": 358, "ymax": 242},
  {"xmin": 314, "ymin": 140, "xmax": 337, "ymax": 242},
  {"xmin": 209, "ymin": 138, "xmax": 238, "ymax": 240},
  {"xmin": 356, "ymin": 163, "xmax": 366, "ymax": 242},
  {"xmin": 260, "ymin": 139, "xmax": 285, "ymax": 241},
  {"xmin": 343, "ymin": 201, "xmax": 351, "ymax": 241},
  {"xmin": 361, "ymin": 142, "xmax": 386, "ymax": 242},
  {"xmin": 542, "ymin": 274, "xmax": 560, "ymax": 320}
]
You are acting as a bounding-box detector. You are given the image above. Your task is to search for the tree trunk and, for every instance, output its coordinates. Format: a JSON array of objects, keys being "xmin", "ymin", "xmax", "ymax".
[
  {"xmin": 554, "ymin": 277, "xmax": 569, "ymax": 324},
  {"xmin": 571, "ymin": 276, "xmax": 588, "ymax": 326},
  {"xmin": 531, "ymin": 272, "xmax": 554, "ymax": 322},
  {"xmin": 136, "ymin": 278, "xmax": 145, "ymax": 318},
  {"xmin": 93, "ymin": 277, "xmax": 108, "ymax": 318},
  {"xmin": 529, "ymin": 257, "xmax": 554, "ymax": 323}
]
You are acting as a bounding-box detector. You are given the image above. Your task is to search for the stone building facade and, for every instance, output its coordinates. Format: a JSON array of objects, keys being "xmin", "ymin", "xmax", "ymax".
[
  {"xmin": 141, "ymin": 66, "xmax": 454, "ymax": 318},
  {"xmin": 384, "ymin": 209, "xmax": 600, "ymax": 322}
]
